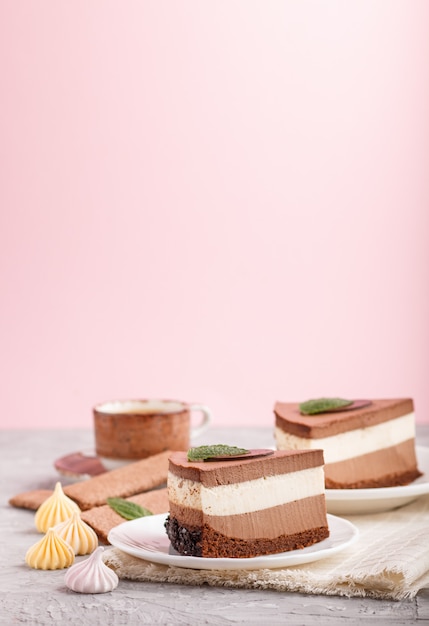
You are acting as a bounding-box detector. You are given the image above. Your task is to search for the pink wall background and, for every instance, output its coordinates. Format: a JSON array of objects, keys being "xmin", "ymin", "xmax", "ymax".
[{"xmin": 1, "ymin": 1, "xmax": 428, "ymax": 430}]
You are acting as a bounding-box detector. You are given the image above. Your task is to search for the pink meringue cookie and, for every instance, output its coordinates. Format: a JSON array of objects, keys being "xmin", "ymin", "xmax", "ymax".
[{"xmin": 64, "ymin": 546, "xmax": 119, "ymax": 593}]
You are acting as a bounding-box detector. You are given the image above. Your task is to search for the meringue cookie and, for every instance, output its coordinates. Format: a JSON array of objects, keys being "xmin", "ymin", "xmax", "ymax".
[
  {"xmin": 54, "ymin": 512, "xmax": 98, "ymax": 555},
  {"xmin": 64, "ymin": 546, "xmax": 119, "ymax": 594},
  {"xmin": 35, "ymin": 482, "xmax": 81, "ymax": 533},
  {"xmin": 25, "ymin": 528, "xmax": 75, "ymax": 570}
]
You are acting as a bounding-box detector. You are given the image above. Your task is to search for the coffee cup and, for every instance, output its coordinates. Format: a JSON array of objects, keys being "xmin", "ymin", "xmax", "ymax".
[{"xmin": 93, "ymin": 399, "xmax": 212, "ymax": 470}]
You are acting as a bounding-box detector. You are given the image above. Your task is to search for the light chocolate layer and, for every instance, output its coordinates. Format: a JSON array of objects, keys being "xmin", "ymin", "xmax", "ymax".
[
  {"xmin": 324, "ymin": 439, "xmax": 422, "ymax": 488},
  {"xmin": 169, "ymin": 495, "xmax": 328, "ymax": 540},
  {"xmin": 168, "ymin": 449, "xmax": 325, "ymax": 486},
  {"xmin": 274, "ymin": 398, "xmax": 414, "ymax": 438}
]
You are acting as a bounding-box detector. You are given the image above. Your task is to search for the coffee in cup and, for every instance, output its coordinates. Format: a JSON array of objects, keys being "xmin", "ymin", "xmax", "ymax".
[{"xmin": 93, "ymin": 399, "xmax": 212, "ymax": 470}]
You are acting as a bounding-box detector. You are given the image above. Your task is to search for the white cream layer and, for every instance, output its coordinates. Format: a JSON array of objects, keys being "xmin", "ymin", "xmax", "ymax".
[
  {"xmin": 168, "ymin": 466, "xmax": 325, "ymax": 516},
  {"xmin": 275, "ymin": 412, "xmax": 415, "ymax": 464}
]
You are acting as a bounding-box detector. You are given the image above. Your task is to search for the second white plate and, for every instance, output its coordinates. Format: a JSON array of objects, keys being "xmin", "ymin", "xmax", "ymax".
[
  {"xmin": 108, "ymin": 513, "xmax": 358, "ymax": 571},
  {"xmin": 325, "ymin": 445, "xmax": 429, "ymax": 515}
]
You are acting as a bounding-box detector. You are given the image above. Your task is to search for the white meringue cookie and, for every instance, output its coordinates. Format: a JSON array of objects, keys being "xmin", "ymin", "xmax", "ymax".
[
  {"xmin": 54, "ymin": 512, "xmax": 98, "ymax": 555},
  {"xmin": 64, "ymin": 546, "xmax": 119, "ymax": 594}
]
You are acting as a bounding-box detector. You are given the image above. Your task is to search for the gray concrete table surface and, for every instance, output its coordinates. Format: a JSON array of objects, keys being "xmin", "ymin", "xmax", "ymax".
[{"xmin": 1, "ymin": 425, "xmax": 429, "ymax": 625}]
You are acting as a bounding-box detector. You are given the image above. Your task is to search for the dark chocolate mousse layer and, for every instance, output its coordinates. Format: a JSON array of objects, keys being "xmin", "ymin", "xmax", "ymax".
[{"xmin": 274, "ymin": 398, "xmax": 414, "ymax": 438}]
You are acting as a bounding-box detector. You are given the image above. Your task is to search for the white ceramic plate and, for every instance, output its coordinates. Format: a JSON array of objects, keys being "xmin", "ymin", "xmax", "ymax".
[
  {"xmin": 108, "ymin": 513, "xmax": 358, "ymax": 571},
  {"xmin": 325, "ymin": 445, "xmax": 429, "ymax": 515}
]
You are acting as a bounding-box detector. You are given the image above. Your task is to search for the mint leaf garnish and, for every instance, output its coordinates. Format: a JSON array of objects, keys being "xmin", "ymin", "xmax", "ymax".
[
  {"xmin": 299, "ymin": 398, "xmax": 353, "ymax": 415},
  {"xmin": 107, "ymin": 497, "xmax": 153, "ymax": 520},
  {"xmin": 187, "ymin": 444, "xmax": 249, "ymax": 462}
]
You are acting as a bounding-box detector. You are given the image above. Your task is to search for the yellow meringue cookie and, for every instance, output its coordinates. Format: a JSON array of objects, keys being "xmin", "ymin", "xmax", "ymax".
[
  {"xmin": 35, "ymin": 482, "xmax": 80, "ymax": 533},
  {"xmin": 54, "ymin": 512, "xmax": 98, "ymax": 555},
  {"xmin": 25, "ymin": 528, "xmax": 75, "ymax": 570}
]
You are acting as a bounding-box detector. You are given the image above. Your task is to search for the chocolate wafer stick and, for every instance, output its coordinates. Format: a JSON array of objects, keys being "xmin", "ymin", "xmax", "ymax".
[
  {"xmin": 81, "ymin": 488, "xmax": 169, "ymax": 543},
  {"xmin": 63, "ymin": 450, "xmax": 171, "ymax": 510},
  {"xmin": 9, "ymin": 489, "xmax": 54, "ymax": 510}
]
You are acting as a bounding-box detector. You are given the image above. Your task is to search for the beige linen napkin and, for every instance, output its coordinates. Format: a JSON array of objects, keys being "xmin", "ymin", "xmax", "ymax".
[{"xmin": 103, "ymin": 494, "xmax": 429, "ymax": 601}]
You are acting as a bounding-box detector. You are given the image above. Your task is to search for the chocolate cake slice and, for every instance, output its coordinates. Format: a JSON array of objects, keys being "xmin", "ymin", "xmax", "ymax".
[
  {"xmin": 274, "ymin": 398, "xmax": 422, "ymax": 489},
  {"xmin": 165, "ymin": 449, "xmax": 329, "ymax": 558}
]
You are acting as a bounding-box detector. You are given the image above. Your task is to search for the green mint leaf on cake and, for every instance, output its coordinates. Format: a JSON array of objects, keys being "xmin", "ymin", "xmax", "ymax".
[
  {"xmin": 187, "ymin": 444, "xmax": 249, "ymax": 462},
  {"xmin": 107, "ymin": 497, "xmax": 153, "ymax": 520},
  {"xmin": 299, "ymin": 397, "xmax": 353, "ymax": 415}
]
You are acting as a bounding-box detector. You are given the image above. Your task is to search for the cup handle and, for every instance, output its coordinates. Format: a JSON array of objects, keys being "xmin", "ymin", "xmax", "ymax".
[{"xmin": 189, "ymin": 404, "xmax": 212, "ymax": 438}]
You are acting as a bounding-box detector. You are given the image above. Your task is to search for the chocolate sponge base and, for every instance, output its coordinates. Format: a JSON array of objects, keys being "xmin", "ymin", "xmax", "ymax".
[{"xmin": 165, "ymin": 515, "xmax": 329, "ymax": 559}]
